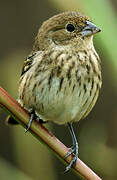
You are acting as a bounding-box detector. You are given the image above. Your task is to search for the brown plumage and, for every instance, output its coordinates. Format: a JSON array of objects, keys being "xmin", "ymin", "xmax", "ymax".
[{"xmin": 7, "ymin": 11, "xmax": 102, "ymax": 172}]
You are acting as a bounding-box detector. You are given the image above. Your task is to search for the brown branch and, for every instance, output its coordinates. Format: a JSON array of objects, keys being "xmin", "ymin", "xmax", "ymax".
[{"xmin": 0, "ymin": 86, "xmax": 102, "ymax": 180}]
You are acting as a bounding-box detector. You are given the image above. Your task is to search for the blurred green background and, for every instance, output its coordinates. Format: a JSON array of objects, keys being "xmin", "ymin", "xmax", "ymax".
[{"xmin": 0, "ymin": 0, "xmax": 117, "ymax": 179}]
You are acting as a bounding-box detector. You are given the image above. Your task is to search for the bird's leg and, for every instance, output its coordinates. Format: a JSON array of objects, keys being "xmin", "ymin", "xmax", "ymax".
[
  {"xmin": 65, "ymin": 123, "xmax": 78, "ymax": 172},
  {"xmin": 25, "ymin": 109, "xmax": 45, "ymax": 132}
]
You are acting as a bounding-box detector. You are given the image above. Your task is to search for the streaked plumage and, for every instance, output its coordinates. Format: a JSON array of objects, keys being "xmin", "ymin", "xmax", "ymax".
[{"xmin": 7, "ymin": 11, "xmax": 102, "ymax": 171}]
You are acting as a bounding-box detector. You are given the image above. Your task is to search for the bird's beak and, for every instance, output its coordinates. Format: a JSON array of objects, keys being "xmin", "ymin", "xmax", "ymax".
[{"xmin": 81, "ymin": 21, "xmax": 101, "ymax": 37}]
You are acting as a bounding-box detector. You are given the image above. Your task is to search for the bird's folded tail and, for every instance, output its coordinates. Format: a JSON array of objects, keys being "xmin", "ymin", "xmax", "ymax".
[{"xmin": 6, "ymin": 115, "xmax": 19, "ymax": 125}]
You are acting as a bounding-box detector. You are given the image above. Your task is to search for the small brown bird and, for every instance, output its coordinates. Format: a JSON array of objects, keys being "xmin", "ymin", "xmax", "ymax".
[{"xmin": 7, "ymin": 11, "xmax": 102, "ymax": 172}]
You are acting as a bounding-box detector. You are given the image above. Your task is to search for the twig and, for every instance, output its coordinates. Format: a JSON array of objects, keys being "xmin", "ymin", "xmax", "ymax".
[{"xmin": 0, "ymin": 86, "xmax": 102, "ymax": 180}]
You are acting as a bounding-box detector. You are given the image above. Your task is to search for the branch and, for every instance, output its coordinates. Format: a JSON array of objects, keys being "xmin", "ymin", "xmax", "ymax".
[{"xmin": 0, "ymin": 86, "xmax": 102, "ymax": 180}]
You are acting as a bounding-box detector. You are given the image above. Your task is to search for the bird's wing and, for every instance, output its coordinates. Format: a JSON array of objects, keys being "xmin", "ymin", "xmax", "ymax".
[
  {"xmin": 21, "ymin": 52, "xmax": 37, "ymax": 76},
  {"xmin": 6, "ymin": 52, "xmax": 37, "ymax": 125}
]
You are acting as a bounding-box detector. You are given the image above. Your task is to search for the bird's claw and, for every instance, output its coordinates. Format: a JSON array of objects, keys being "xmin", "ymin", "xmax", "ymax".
[
  {"xmin": 64, "ymin": 143, "xmax": 78, "ymax": 172},
  {"xmin": 25, "ymin": 109, "xmax": 40, "ymax": 132},
  {"xmin": 25, "ymin": 109, "xmax": 46, "ymax": 132},
  {"xmin": 25, "ymin": 112, "xmax": 34, "ymax": 133},
  {"xmin": 64, "ymin": 145, "xmax": 76, "ymax": 158},
  {"xmin": 64, "ymin": 156, "xmax": 78, "ymax": 173}
]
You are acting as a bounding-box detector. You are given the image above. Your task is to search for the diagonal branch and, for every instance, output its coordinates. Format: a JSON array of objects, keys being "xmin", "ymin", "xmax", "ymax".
[{"xmin": 0, "ymin": 86, "xmax": 102, "ymax": 180}]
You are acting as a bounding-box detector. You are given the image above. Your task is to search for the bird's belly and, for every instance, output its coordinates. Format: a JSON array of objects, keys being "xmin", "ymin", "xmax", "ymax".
[
  {"xmin": 31, "ymin": 76, "xmax": 99, "ymax": 125},
  {"xmin": 19, "ymin": 67, "xmax": 100, "ymax": 125}
]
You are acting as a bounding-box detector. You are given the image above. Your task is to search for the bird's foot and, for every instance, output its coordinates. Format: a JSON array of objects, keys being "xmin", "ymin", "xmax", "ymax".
[
  {"xmin": 25, "ymin": 109, "xmax": 44, "ymax": 132},
  {"xmin": 64, "ymin": 142, "xmax": 78, "ymax": 173}
]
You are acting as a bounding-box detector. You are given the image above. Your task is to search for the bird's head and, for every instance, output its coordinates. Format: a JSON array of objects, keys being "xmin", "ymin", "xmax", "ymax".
[{"xmin": 33, "ymin": 11, "xmax": 101, "ymax": 51}]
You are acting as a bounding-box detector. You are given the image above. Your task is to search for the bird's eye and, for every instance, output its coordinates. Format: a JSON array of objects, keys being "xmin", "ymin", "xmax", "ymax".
[{"xmin": 66, "ymin": 24, "xmax": 75, "ymax": 32}]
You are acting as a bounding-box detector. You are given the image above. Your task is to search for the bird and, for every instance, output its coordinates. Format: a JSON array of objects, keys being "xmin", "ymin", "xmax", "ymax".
[{"xmin": 6, "ymin": 11, "xmax": 102, "ymax": 172}]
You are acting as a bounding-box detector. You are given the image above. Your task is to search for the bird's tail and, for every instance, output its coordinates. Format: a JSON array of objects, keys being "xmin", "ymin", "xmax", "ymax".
[{"xmin": 6, "ymin": 115, "xmax": 19, "ymax": 125}]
